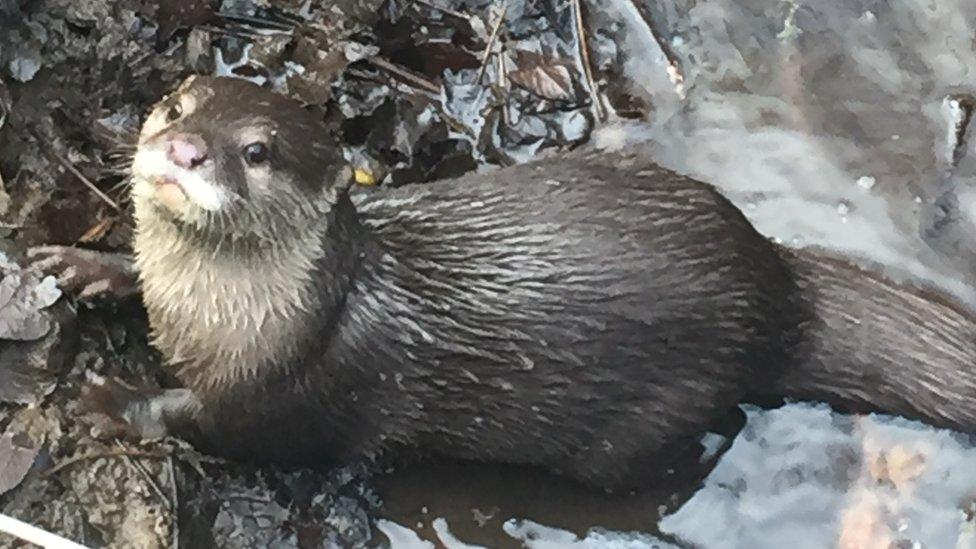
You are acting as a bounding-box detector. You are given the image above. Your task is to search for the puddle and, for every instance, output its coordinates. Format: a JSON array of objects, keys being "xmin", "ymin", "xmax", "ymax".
[
  {"xmin": 374, "ymin": 405, "xmax": 976, "ymax": 548},
  {"xmin": 375, "ymin": 459, "xmax": 688, "ymax": 548}
]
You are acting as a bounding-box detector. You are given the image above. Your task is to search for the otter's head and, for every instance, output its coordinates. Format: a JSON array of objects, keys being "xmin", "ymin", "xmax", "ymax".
[{"xmin": 132, "ymin": 75, "xmax": 348, "ymax": 244}]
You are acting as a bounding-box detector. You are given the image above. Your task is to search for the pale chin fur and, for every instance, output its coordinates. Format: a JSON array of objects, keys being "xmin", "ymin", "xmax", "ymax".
[{"xmin": 131, "ymin": 147, "xmax": 229, "ymax": 213}]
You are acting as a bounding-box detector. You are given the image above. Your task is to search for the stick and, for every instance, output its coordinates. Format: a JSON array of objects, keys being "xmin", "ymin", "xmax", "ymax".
[
  {"xmin": 0, "ymin": 513, "xmax": 90, "ymax": 549},
  {"xmin": 215, "ymin": 12, "xmax": 295, "ymax": 30},
  {"xmin": 45, "ymin": 148, "xmax": 121, "ymax": 212},
  {"xmin": 168, "ymin": 456, "xmax": 180, "ymax": 549},
  {"xmin": 412, "ymin": 0, "xmax": 471, "ymax": 20},
  {"xmin": 367, "ymin": 57, "xmax": 441, "ymax": 95},
  {"xmin": 44, "ymin": 449, "xmax": 167, "ymax": 477},
  {"xmin": 622, "ymin": 0, "xmax": 685, "ymax": 97},
  {"xmin": 116, "ymin": 441, "xmax": 172, "ymax": 512},
  {"xmin": 571, "ymin": 0, "xmax": 605, "ymax": 121},
  {"xmin": 477, "ymin": 1, "xmax": 509, "ymax": 83}
]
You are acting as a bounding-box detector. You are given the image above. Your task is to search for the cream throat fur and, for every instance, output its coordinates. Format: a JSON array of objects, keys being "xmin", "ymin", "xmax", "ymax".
[{"xmin": 133, "ymin": 199, "xmax": 329, "ymax": 390}]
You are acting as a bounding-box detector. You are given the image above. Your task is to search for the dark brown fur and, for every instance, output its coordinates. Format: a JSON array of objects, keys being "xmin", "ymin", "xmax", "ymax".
[{"xmin": 125, "ymin": 76, "xmax": 976, "ymax": 490}]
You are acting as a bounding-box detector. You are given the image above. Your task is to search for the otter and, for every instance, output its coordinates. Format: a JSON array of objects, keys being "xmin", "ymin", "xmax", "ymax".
[{"xmin": 29, "ymin": 76, "xmax": 976, "ymax": 490}]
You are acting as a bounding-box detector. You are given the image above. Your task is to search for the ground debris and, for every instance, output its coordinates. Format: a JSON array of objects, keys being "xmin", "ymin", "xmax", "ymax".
[
  {"xmin": 0, "ymin": 432, "xmax": 38, "ymax": 498},
  {"xmin": 0, "ymin": 255, "xmax": 71, "ymax": 406}
]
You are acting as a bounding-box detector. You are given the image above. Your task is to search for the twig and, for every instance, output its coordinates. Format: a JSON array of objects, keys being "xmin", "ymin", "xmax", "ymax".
[
  {"xmin": 367, "ymin": 57, "xmax": 441, "ymax": 95},
  {"xmin": 621, "ymin": 0, "xmax": 685, "ymax": 98},
  {"xmin": 0, "ymin": 513, "xmax": 90, "ymax": 549},
  {"xmin": 116, "ymin": 441, "xmax": 172, "ymax": 512},
  {"xmin": 196, "ymin": 24, "xmax": 269, "ymax": 41},
  {"xmin": 571, "ymin": 0, "xmax": 605, "ymax": 121},
  {"xmin": 169, "ymin": 456, "xmax": 180, "ymax": 549},
  {"xmin": 477, "ymin": 1, "xmax": 509, "ymax": 83},
  {"xmin": 44, "ymin": 448, "xmax": 167, "ymax": 477},
  {"xmin": 412, "ymin": 0, "xmax": 471, "ymax": 20},
  {"xmin": 215, "ymin": 11, "xmax": 295, "ymax": 31},
  {"xmin": 497, "ymin": 52, "xmax": 510, "ymax": 126},
  {"xmin": 40, "ymin": 145, "xmax": 121, "ymax": 212}
]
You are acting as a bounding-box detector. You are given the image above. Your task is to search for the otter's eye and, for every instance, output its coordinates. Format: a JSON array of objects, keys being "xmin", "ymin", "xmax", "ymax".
[
  {"xmin": 166, "ymin": 103, "xmax": 182, "ymax": 122},
  {"xmin": 243, "ymin": 142, "xmax": 269, "ymax": 166}
]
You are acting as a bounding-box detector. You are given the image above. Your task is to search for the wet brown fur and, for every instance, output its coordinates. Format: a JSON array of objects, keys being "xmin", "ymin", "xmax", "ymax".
[{"xmin": 131, "ymin": 76, "xmax": 976, "ymax": 489}]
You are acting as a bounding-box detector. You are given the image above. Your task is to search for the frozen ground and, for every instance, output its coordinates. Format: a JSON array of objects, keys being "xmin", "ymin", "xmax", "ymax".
[
  {"xmin": 597, "ymin": 0, "xmax": 976, "ymax": 302},
  {"xmin": 378, "ymin": 1, "xmax": 976, "ymax": 547}
]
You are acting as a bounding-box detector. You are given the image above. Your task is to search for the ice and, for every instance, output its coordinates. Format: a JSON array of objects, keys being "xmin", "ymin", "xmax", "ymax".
[
  {"xmin": 596, "ymin": 0, "xmax": 976, "ymax": 303},
  {"xmin": 384, "ymin": 404, "xmax": 976, "ymax": 548},
  {"xmin": 375, "ymin": 519, "xmax": 435, "ymax": 549},
  {"xmin": 379, "ymin": 517, "xmax": 678, "ymax": 548},
  {"xmin": 857, "ymin": 176, "xmax": 877, "ymax": 191},
  {"xmin": 659, "ymin": 404, "xmax": 976, "ymax": 549},
  {"xmin": 503, "ymin": 520, "xmax": 678, "ymax": 549}
]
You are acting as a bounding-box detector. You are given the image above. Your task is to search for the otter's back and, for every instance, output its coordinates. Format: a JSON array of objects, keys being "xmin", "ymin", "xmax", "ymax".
[{"xmin": 340, "ymin": 150, "xmax": 796, "ymax": 483}]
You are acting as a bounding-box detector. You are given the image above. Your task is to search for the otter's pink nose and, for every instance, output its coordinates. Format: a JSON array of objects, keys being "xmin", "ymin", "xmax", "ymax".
[{"xmin": 167, "ymin": 135, "xmax": 208, "ymax": 169}]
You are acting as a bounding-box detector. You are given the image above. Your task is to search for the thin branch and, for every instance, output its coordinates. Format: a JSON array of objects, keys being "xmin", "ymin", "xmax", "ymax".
[
  {"xmin": 621, "ymin": 0, "xmax": 685, "ymax": 98},
  {"xmin": 215, "ymin": 11, "xmax": 295, "ymax": 31},
  {"xmin": 367, "ymin": 57, "xmax": 441, "ymax": 95},
  {"xmin": 571, "ymin": 0, "xmax": 605, "ymax": 121},
  {"xmin": 45, "ymin": 150, "xmax": 121, "ymax": 211},
  {"xmin": 497, "ymin": 52, "xmax": 510, "ymax": 126},
  {"xmin": 169, "ymin": 456, "xmax": 180, "ymax": 549},
  {"xmin": 477, "ymin": 1, "xmax": 509, "ymax": 83},
  {"xmin": 196, "ymin": 24, "xmax": 269, "ymax": 41},
  {"xmin": 412, "ymin": 0, "xmax": 471, "ymax": 20},
  {"xmin": 44, "ymin": 448, "xmax": 167, "ymax": 477},
  {"xmin": 116, "ymin": 441, "xmax": 172, "ymax": 512},
  {"xmin": 0, "ymin": 513, "xmax": 89, "ymax": 549},
  {"xmin": 15, "ymin": 122, "xmax": 124, "ymax": 212}
]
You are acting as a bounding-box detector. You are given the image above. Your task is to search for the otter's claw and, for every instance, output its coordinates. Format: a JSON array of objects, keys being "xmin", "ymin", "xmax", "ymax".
[
  {"xmin": 27, "ymin": 246, "xmax": 139, "ymax": 302},
  {"xmin": 81, "ymin": 376, "xmax": 201, "ymax": 442}
]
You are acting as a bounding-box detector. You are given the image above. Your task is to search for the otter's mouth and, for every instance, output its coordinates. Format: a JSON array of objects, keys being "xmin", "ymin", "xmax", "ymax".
[
  {"xmin": 132, "ymin": 147, "xmax": 229, "ymax": 215},
  {"xmin": 152, "ymin": 175, "xmax": 188, "ymax": 213}
]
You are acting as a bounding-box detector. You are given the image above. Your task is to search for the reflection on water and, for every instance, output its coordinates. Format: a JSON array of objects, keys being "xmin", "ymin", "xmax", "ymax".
[
  {"xmin": 374, "ymin": 405, "xmax": 976, "ymax": 548},
  {"xmin": 374, "ymin": 458, "xmax": 698, "ymax": 548}
]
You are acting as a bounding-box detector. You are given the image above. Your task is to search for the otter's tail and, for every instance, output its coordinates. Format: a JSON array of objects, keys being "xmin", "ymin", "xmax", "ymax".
[{"xmin": 772, "ymin": 248, "xmax": 976, "ymax": 433}]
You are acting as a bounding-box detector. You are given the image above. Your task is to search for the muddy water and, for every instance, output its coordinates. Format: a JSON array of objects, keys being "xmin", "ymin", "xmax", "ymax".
[{"xmin": 374, "ymin": 459, "xmax": 694, "ymax": 548}]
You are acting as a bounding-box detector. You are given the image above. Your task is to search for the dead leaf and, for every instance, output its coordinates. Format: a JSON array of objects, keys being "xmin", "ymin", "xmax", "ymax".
[
  {"xmin": 77, "ymin": 217, "xmax": 115, "ymax": 245},
  {"xmin": 0, "ymin": 322, "xmax": 65, "ymax": 405},
  {"xmin": 0, "ymin": 261, "xmax": 70, "ymax": 405},
  {"xmin": 0, "ymin": 432, "xmax": 38, "ymax": 497},
  {"xmin": 508, "ymin": 50, "xmax": 577, "ymax": 102},
  {"xmin": 0, "ymin": 269, "xmax": 60, "ymax": 341}
]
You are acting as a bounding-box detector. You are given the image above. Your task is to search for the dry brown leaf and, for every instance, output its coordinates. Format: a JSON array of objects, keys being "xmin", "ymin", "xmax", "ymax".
[
  {"xmin": 0, "ymin": 432, "xmax": 38, "ymax": 497},
  {"xmin": 77, "ymin": 217, "xmax": 115, "ymax": 244},
  {"xmin": 508, "ymin": 50, "xmax": 577, "ymax": 102}
]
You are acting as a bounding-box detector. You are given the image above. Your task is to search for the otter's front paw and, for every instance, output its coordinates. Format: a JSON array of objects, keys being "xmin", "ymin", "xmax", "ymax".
[
  {"xmin": 81, "ymin": 376, "xmax": 199, "ymax": 441},
  {"xmin": 27, "ymin": 246, "xmax": 139, "ymax": 302}
]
